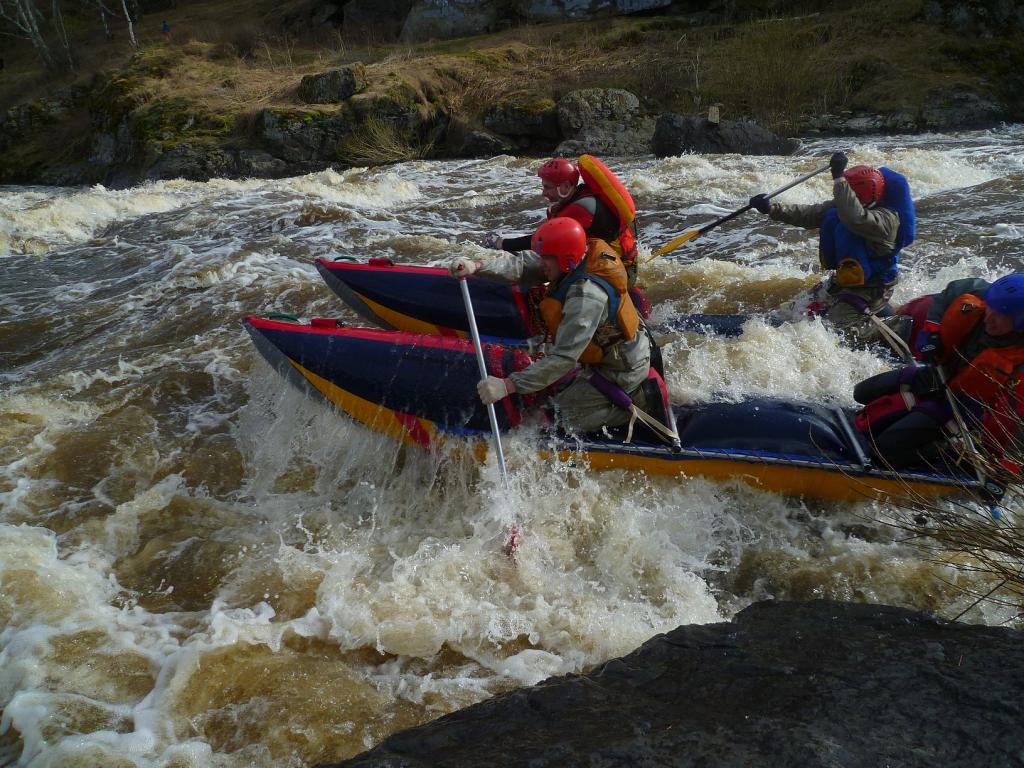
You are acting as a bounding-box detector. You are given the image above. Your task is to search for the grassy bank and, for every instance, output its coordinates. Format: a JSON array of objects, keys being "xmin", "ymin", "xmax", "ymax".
[{"xmin": 1, "ymin": 0, "xmax": 1022, "ymax": 182}]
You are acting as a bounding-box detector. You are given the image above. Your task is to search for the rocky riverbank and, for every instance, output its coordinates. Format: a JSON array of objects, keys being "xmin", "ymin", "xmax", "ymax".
[
  {"xmin": 1, "ymin": 0, "xmax": 1022, "ymax": 186},
  {"xmin": 326, "ymin": 600, "xmax": 1023, "ymax": 768}
]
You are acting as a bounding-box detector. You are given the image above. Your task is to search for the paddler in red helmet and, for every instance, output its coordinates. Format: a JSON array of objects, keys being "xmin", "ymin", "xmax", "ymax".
[
  {"xmin": 483, "ymin": 157, "xmax": 642, "ymax": 288},
  {"xmin": 452, "ymin": 217, "xmax": 656, "ymax": 434},
  {"xmin": 749, "ymin": 151, "xmax": 917, "ymax": 348}
]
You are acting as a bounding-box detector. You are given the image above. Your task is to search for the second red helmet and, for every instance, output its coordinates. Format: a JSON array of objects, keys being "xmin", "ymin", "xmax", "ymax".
[
  {"xmin": 843, "ymin": 165, "xmax": 885, "ymax": 206},
  {"xmin": 538, "ymin": 157, "xmax": 580, "ymax": 187},
  {"xmin": 532, "ymin": 217, "xmax": 587, "ymax": 274}
]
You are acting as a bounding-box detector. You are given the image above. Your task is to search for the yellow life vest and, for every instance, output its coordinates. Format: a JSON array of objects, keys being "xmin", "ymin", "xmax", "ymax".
[{"xmin": 537, "ymin": 238, "xmax": 640, "ymax": 364}]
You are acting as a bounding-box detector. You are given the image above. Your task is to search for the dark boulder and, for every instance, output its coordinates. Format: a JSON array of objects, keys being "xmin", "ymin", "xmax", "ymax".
[
  {"xmin": 327, "ymin": 600, "xmax": 1024, "ymax": 768},
  {"xmin": 661, "ymin": 0, "xmax": 737, "ymax": 24},
  {"xmin": 255, "ymin": 107, "xmax": 356, "ymax": 163},
  {"xmin": 234, "ymin": 149, "xmax": 291, "ymax": 177},
  {"xmin": 921, "ymin": 0, "xmax": 1024, "ymax": 36},
  {"xmin": 342, "ymin": 0, "xmax": 417, "ymax": 41},
  {"xmin": 400, "ymin": 0, "xmax": 505, "ymax": 41},
  {"xmin": 144, "ymin": 141, "xmax": 237, "ymax": 181},
  {"xmin": 802, "ymin": 111, "xmax": 918, "ymax": 136},
  {"xmin": 352, "ymin": 0, "xmax": 679, "ymax": 42},
  {"xmin": 555, "ymin": 118, "xmax": 656, "ymax": 157},
  {"xmin": 483, "ymin": 94, "xmax": 560, "ymax": 142},
  {"xmin": 297, "ymin": 65, "xmax": 368, "ymax": 104},
  {"xmin": 525, "ymin": 0, "xmax": 672, "ymax": 20},
  {"xmin": 920, "ymin": 86, "xmax": 1008, "ymax": 131},
  {"xmin": 654, "ymin": 113, "xmax": 798, "ymax": 156},
  {"xmin": 0, "ymin": 88, "xmax": 84, "ymax": 153},
  {"xmin": 554, "ymin": 88, "xmax": 654, "ymax": 156},
  {"xmin": 556, "ymin": 88, "xmax": 640, "ymax": 138},
  {"xmin": 442, "ymin": 116, "xmax": 513, "ymax": 158}
]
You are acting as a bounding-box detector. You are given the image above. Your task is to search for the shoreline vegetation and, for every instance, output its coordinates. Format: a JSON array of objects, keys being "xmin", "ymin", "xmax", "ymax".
[{"xmin": 1, "ymin": 0, "xmax": 1022, "ymax": 187}]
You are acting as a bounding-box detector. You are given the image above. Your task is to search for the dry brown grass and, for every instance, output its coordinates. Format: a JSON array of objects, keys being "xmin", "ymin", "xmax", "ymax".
[
  {"xmin": 338, "ymin": 114, "xmax": 435, "ymax": 166},
  {"xmin": 1, "ymin": 0, "xmax": 1018, "ymax": 159},
  {"xmin": 143, "ymin": 45, "xmax": 295, "ymax": 112},
  {"xmin": 871, "ymin": 407, "xmax": 1024, "ymax": 622}
]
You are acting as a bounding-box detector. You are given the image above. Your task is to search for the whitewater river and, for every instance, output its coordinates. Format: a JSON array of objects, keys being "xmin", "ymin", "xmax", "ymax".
[{"xmin": 2, "ymin": 126, "xmax": 1023, "ymax": 767}]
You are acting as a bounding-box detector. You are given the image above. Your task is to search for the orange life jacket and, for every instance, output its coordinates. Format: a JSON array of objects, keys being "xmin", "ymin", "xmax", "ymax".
[
  {"xmin": 982, "ymin": 370, "xmax": 1024, "ymax": 473},
  {"xmin": 937, "ymin": 292, "xmax": 986, "ymax": 364},
  {"xmin": 578, "ymin": 154, "xmax": 639, "ymax": 265},
  {"xmin": 934, "ymin": 292, "xmax": 1024, "ymax": 401},
  {"xmin": 538, "ymin": 238, "xmax": 640, "ymax": 364},
  {"xmin": 949, "ymin": 346, "xmax": 1024, "ymax": 405}
]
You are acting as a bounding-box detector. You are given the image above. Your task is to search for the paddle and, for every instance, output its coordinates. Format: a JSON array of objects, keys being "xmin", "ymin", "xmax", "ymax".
[
  {"xmin": 459, "ymin": 277, "xmax": 510, "ymax": 489},
  {"xmin": 647, "ymin": 162, "xmax": 831, "ymax": 262},
  {"xmin": 459, "ymin": 276, "xmax": 519, "ymax": 553}
]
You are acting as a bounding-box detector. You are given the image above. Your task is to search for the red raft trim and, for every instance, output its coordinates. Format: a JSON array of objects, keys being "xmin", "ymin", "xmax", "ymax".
[
  {"xmin": 315, "ymin": 259, "xmax": 448, "ymax": 277},
  {"xmin": 245, "ymin": 316, "xmax": 479, "ymax": 352}
]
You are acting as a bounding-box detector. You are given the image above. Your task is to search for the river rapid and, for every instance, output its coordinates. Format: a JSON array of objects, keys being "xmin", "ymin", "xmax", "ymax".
[{"xmin": 2, "ymin": 126, "xmax": 1023, "ymax": 767}]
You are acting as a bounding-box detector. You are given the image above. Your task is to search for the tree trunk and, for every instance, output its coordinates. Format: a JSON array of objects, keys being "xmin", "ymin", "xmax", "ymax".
[
  {"xmin": 119, "ymin": 0, "xmax": 136, "ymax": 46},
  {"xmin": 99, "ymin": 3, "xmax": 111, "ymax": 39},
  {"xmin": 51, "ymin": 0, "xmax": 73, "ymax": 70},
  {"xmin": 4, "ymin": 0, "xmax": 59, "ymax": 70}
]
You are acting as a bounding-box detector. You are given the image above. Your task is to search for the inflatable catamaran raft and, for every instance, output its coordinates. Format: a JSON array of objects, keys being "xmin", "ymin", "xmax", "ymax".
[{"xmin": 243, "ymin": 315, "xmax": 981, "ymax": 503}]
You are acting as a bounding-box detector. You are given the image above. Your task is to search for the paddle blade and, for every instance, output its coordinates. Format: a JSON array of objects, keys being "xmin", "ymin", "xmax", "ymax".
[{"xmin": 653, "ymin": 229, "xmax": 700, "ymax": 257}]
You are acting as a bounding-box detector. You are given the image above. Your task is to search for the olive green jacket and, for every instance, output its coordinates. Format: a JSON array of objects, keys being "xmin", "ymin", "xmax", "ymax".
[
  {"xmin": 477, "ymin": 254, "xmax": 650, "ymax": 396},
  {"xmin": 770, "ymin": 178, "xmax": 900, "ymax": 258}
]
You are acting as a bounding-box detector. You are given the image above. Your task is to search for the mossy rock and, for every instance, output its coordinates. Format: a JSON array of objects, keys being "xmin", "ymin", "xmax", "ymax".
[
  {"xmin": 143, "ymin": 139, "xmax": 238, "ymax": 182},
  {"xmin": 483, "ymin": 92, "xmax": 559, "ymax": 139},
  {"xmin": 24, "ymin": 99, "xmax": 64, "ymax": 126},
  {"xmin": 297, "ymin": 64, "xmax": 368, "ymax": 104},
  {"xmin": 350, "ymin": 86, "xmax": 432, "ymax": 131},
  {"xmin": 131, "ymin": 97, "xmax": 238, "ymax": 151},
  {"xmin": 0, "ymin": 95, "xmax": 73, "ymax": 149},
  {"xmin": 556, "ymin": 88, "xmax": 640, "ymax": 138},
  {"xmin": 89, "ymin": 75, "xmax": 152, "ymax": 131},
  {"xmin": 255, "ymin": 107, "xmax": 347, "ymax": 145}
]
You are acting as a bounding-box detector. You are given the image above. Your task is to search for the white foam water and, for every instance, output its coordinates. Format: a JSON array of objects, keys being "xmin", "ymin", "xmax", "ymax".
[{"xmin": 2, "ymin": 125, "xmax": 1023, "ymax": 767}]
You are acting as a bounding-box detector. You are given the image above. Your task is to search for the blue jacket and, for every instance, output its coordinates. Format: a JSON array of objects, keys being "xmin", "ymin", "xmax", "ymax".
[{"xmin": 819, "ymin": 167, "xmax": 915, "ymax": 287}]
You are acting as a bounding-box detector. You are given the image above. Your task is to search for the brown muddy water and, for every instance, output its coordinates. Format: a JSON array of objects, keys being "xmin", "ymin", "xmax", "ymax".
[{"xmin": 1, "ymin": 126, "xmax": 1023, "ymax": 767}]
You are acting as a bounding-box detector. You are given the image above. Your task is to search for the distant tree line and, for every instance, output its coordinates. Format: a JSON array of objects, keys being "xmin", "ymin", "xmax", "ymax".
[{"xmin": 0, "ymin": 0, "xmax": 141, "ymax": 72}]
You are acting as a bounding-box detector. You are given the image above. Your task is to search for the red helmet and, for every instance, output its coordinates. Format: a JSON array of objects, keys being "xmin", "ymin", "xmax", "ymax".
[
  {"xmin": 532, "ymin": 217, "xmax": 587, "ymax": 274},
  {"xmin": 538, "ymin": 158, "xmax": 579, "ymax": 187},
  {"xmin": 843, "ymin": 165, "xmax": 885, "ymax": 206}
]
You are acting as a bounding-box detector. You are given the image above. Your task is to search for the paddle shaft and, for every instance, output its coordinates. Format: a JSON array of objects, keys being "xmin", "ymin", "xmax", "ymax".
[
  {"xmin": 459, "ymin": 277, "xmax": 510, "ymax": 489},
  {"xmin": 652, "ymin": 162, "xmax": 832, "ymax": 259}
]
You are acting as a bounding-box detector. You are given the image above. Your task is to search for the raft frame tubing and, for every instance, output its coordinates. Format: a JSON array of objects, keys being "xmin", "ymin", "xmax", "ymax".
[
  {"xmin": 316, "ymin": 258, "xmax": 533, "ymax": 341},
  {"xmin": 243, "ymin": 316, "xmax": 981, "ymax": 504}
]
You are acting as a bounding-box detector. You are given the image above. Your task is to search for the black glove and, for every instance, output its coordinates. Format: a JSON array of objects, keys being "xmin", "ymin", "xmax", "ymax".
[
  {"xmin": 830, "ymin": 151, "xmax": 848, "ymax": 180},
  {"xmin": 908, "ymin": 364, "xmax": 945, "ymax": 396},
  {"xmin": 749, "ymin": 194, "xmax": 772, "ymax": 214}
]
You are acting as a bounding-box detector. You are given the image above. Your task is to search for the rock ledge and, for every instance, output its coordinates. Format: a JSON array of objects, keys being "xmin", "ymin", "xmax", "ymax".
[{"xmin": 327, "ymin": 600, "xmax": 1023, "ymax": 768}]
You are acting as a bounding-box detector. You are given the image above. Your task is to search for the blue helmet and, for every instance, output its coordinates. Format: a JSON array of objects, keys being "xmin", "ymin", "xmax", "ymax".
[{"xmin": 984, "ymin": 274, "xmax": 1024, "ymax": 331}]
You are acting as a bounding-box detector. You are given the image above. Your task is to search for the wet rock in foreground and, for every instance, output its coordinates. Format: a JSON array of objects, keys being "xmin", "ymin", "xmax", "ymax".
[{"xmin": 326, "ymin": 600, "xmax": 1023, "ymax": 768}]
